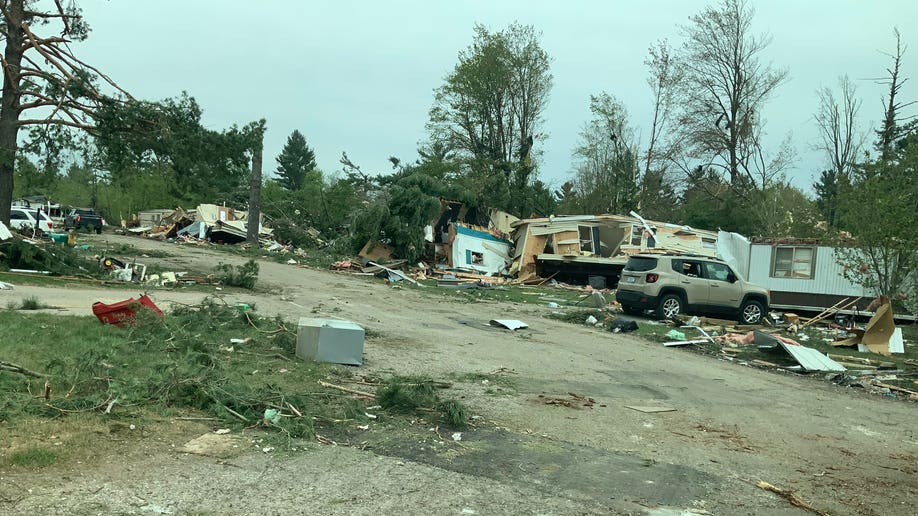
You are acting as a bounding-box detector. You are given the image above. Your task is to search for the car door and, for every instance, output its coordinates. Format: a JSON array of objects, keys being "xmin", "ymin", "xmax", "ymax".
[
  {"xmin": 9, "ymin": 209, "xmax": 32, "ymax": 230},
  {"xmin": 702, "ymin": 261, "xmax": 743, "ymax": 309},
  {"xmin": 671, "ymin": 259, "xmax": 708, "ymax": 306}
]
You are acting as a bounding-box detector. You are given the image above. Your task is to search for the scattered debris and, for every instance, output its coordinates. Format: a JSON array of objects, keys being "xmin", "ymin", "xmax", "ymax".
[
  {"xmin": 625, "ymin": 405, "xmax": 676, "ymax": 413},
  {"xmin": 755, "ymin": 480, "xmax": 829, "ymax": 516},
  {"xmin": 92, "ymin": 295, "xmax": 164, "ymax": 326},
  {"xmin": 489, "ymin": 319, "xmax": 529, "ymax": 331},
  {"xmin": 538, "ymin": 392, "xmax": 598, "ymax": 409},
  {"xmin": 0, "ymin": 360, "xmax": 46, "ymax": 378},
  {"xmin": 608, "ymin": 318, "xmax": 638, "ymax": 333},
  {"xmin": 665, "ymin": 330, "xmax": 687, "ymax": 341},
  {"xmin": 296, "ymin": 318, "xmax": 365, "ymax": 366}
]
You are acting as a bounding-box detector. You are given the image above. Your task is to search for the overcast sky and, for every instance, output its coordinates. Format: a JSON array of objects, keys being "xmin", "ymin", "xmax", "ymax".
[{"xmin": 73, "ymin": 0, "xmax": 916, "ymax": 193}]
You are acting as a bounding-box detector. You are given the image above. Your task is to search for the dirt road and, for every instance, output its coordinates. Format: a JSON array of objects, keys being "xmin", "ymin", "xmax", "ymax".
[{"xmin": 2, "ymin": 234, "xmax": 916, "ymax": 515}]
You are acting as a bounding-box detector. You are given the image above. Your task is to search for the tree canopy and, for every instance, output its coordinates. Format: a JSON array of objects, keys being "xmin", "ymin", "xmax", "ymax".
[
  {"xmin": 275, "ymin": 130, "xmax": 317, "ymax": 191},
  {"xmin": 0, "ymin": 0, "xmax": 128, "ymax": 224}
]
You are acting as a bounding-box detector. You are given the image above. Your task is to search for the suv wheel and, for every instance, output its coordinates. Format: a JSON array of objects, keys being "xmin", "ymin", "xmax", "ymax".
[
  {"xmin": 739, "ymin": 299, "xmax": 764, "ymax": 324},
  {"xmin": 656, "ymin": 294, "xmax": 683, "ymax": 320}
]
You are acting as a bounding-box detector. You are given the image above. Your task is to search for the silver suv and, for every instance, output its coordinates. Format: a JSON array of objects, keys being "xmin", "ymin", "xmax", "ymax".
[{"xmin": 616, "ymin": 254, "xmax": 769, "ymax": 324}]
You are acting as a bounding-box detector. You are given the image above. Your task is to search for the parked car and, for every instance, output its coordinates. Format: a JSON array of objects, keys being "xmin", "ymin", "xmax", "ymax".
[
  {"xmin": 64, "ymin": 207, "xmax": 105, "ymax": 233},
  {"xmin": 9, "ymin": 208, "xmax": 54, "ymax": 235},
  {"xmin": 616, "ymin": 253, "xmax": 770, "ymax": 324}
]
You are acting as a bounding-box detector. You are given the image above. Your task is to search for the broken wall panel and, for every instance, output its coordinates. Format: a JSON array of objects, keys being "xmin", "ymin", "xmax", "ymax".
[{"xmin": 449, "ymin": 223, "xmax": 512, "ymax": 275}]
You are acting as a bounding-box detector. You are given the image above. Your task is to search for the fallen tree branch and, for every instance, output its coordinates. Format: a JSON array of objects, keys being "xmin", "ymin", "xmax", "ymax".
[
  {"xmin": 0, "ymin": 360, "xmax": 46, "ymax": 378},
  {"xmin": 755, "ymin": 481, "xmax": 829, "ymax": 516},
  {"xmin": 318, "ymin": 380, "xmax": 375, "ymax": 398}
]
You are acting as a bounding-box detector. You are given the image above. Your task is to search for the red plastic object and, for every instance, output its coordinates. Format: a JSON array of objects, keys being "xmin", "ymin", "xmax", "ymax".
[{"xmin": 92, "ymin": 294, "xmax": 164, "ymax": 326}]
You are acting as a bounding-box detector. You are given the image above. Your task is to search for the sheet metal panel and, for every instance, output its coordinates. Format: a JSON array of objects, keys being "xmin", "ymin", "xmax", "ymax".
[{"xmin": 779, "ymin": 343, "xmax": 846, "ymax": 372}]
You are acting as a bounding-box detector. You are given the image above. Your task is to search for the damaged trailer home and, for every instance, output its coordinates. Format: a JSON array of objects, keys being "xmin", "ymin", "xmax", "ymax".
[
  {"xmin": 510, "ymin": 213, "xmax": 719, "ymax": 287},
  {"xmin": 129, "ymin": 204, "xmax": 273, "ymax": 244},
  {"xmin": 717, "ymin": 233, "xmax": 916, "ymax": 318},
  {"xmin": 424, "ymin": 199, "xmax": 517, "ymax": 276}
]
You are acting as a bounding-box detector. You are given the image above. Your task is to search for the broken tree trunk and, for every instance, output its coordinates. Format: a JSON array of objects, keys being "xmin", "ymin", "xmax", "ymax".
[
  {"xmin": 246, "ymin": 124, "xmax": 264, "ymax": 245},
  {"xmin": 0, "ymin": 360, "xmax": 46, "ymax": 378}
]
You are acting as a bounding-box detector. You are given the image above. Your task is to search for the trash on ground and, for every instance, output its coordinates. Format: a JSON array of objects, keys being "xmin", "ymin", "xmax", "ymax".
[
  {"xmin": 608, "ymin": 318, "xmax": 638, "ymax": 333},
  {"xmin": 625, "ymin": 405, "xmax": 676, "ymax": 413},
  {"xmin": 92, "ymin": 294, "xmax": 164, "ymax": 326},
  {"xmin": 297, "ymin": 318, "xmax": 365, "ymax": 365},
  {"xmin": 489, "ymin": 319, "xmax": 529, "ymax": 331},
  {"xmin": 755, "ymin": 480, "xmax": 829, "ymax": 516},
  {"xmin": 538, "ymin": 392, "xmax": 598, "ymax": 408}
]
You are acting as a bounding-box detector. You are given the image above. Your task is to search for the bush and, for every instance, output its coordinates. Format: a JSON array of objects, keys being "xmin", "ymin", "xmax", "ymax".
[{"xmin": 215, "ymin": 259, "xmax": 259, "ymax": 289}]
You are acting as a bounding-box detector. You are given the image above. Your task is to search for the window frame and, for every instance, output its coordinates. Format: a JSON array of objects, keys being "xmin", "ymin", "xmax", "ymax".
[
  {"xmin": 702, "ymin": 261, "xmax": 732, "ymax": 282},
  {"xmin": 770, "ymin": 246, "xmax": 817, "ymax": 279}
]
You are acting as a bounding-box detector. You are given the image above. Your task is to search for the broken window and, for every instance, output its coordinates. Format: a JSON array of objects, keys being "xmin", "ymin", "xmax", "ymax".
[
  {"xmin": 675, "ymin": 260, "xmax": 702, "ymax": 277},
  {"xmin": 771, "ymin": 246, "xmax": 816, "ymax": 279},
  {"xmin": 702, "ymin": 262, "xmax": 732, "ymax": 282},
  {"xmin": 629, "ymin": 225, "xmax": 642, "ymax": 246},
  {"xmin": 467, "ymin": 251, "xmax": 484, "ymax": 265},
  {"xmin": 578, "ymin": 225, "xmax": 600, "ymax": 254}
]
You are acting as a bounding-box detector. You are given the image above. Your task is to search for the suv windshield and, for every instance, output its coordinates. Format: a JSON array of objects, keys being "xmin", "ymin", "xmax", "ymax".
[{"xmin": 624, "ymin": 257, "xmax": 658, "ymax": 272}]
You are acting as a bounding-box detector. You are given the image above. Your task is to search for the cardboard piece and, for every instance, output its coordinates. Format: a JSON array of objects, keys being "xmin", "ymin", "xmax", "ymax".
[
  {"xmin": 359, "ymin": 241, "xmax": 395, "ymax": 262},
  {"xmin": 862, "ymin": 302, "xmax": 896, "ymax": 356}
]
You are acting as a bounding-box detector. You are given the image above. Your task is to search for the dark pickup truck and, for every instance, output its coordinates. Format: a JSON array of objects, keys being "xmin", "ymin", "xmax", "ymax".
[{"xmin": 64, "ymin": 208, "xmax": 106, "ymax": 233}]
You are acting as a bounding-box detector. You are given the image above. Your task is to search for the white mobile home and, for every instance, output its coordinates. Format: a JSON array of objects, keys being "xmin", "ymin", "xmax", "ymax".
[{"xmin": 718, "ymin": 233, "xmax": 873, "ymax": 311}]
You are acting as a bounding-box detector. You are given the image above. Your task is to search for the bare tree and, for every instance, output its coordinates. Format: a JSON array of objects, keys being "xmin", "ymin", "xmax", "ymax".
[
  {"xmin": 874, "ymin": 28, "xmax": 915, "ymax": 158},
  {"xmin": 675, "ymin": 0, "xmax": 789, "ymax": 190},
  {"xmin": 641, "ymin": 40, "xmax": 681, "ymax": 182},
  {"xmin": 0, "ymin": 0, "xmax": 128, "ymax": 224},
  {"xmin": 815, "ymin": 76, "xmax": 865, "ymax": 178}
]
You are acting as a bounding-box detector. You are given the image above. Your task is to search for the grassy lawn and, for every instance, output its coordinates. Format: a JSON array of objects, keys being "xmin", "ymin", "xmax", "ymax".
[{"xmin": 0, "ymin": 298, "xmax": 470, "ymax": 470}]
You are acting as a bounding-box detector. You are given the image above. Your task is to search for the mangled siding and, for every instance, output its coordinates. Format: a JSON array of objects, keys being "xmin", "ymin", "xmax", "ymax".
[
  {"xmin": 717, "ymin": 231, "xmax": 752, "ymax": 280},
  {"xmin": 510, "ymin": 214, "xmax": 720, "ymax": 282},
  {"xmin": 450, "ymin": 224, "xmax": 512, "ymax": 275}
]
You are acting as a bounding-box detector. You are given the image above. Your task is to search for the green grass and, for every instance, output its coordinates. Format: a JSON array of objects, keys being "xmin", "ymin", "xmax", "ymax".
[
  {"xmin": 376, "ymin": 376, "xmax": 468, "ymax": 428},
  {"xmin": 8, "ymin": 447, "xmax": 58, "ymax": 467},
  {"xmin": 18, "ymin": 296, "xmax": 49, "ymax": 310},
  {"xmin": 0, "ymin": 298, "xmax": 362, "ymax": 445}
]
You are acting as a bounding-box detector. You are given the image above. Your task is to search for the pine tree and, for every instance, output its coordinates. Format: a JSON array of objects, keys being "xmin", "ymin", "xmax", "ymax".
[{"xmin": 275, "ymin": 130, "xmax": 316, "ymax": 191}]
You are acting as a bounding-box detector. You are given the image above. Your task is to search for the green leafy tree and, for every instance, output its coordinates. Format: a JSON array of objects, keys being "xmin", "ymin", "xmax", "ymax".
[
  {"xmin": 94, "ymin": 93, "xmax": 252, "ymax": 205},
  {"xmin": 567, "ymin": 93, "xmax": 640, "ymax": 215},
  {"xmin": 835, "ymin": 138, "xmax": 918, "ymax": 312},
  {"xmin": 427, "ymin": 22, "xmax": 552, "ymax": 216},
  {"xmin": 275, "ymin": 130, "xmax": 317, "ymax": 191},
  {"xmin": 1, "ymin": 0, "xmax": 128, "ymax": 225},
  {"xmin": 832, "ymin": 32, "xmax": 917, "ymax": 314}
]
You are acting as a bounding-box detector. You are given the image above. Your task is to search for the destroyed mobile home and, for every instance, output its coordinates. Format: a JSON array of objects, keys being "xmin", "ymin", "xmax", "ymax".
[{"xmin": 127, "ymin": 203, "xmax": 275, "ymax": 246}]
